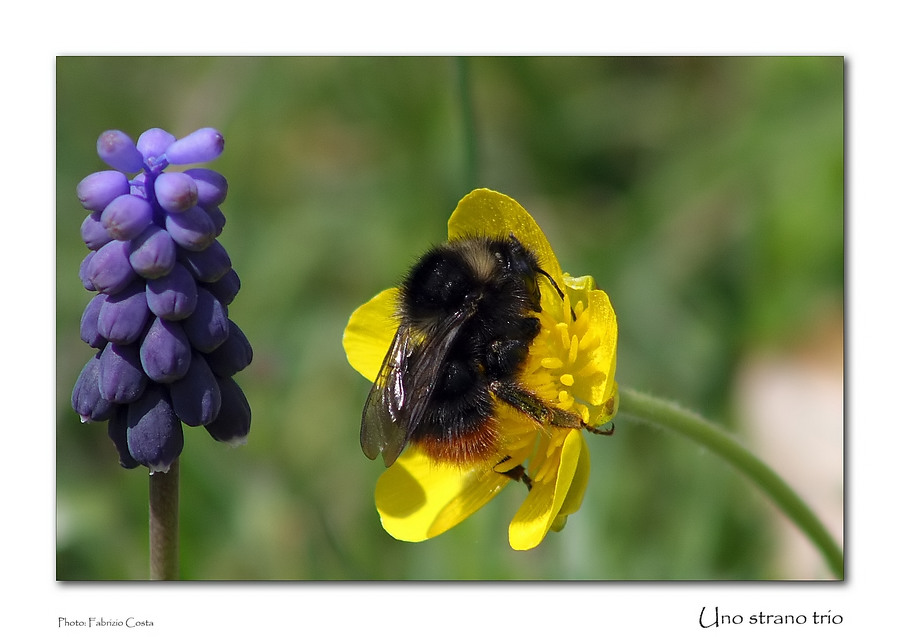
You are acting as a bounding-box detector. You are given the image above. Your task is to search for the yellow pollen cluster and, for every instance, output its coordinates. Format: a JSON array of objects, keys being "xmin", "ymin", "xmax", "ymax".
[{"xmin": 530, "ymin": 289, "xmax": 610, "ymax": 427}]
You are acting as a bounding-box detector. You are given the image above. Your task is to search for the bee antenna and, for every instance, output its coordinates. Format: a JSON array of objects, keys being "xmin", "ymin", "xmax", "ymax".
[
  {"xmin": 537, "ymin": 268, "xmax": 565, "ymax": 300},
  {"xmin": 537, "ymin": 267, "xmax": 576, "ymax": 321}
]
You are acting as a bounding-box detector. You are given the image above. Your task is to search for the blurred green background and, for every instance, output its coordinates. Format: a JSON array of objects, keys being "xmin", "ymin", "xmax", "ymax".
[{"xmin": 56, "ymin": 56, "xmax": 843, "ymax": 580}]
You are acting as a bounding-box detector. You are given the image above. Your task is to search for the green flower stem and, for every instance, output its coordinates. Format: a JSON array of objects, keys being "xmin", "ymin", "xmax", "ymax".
[
  {"xmin": 617, "ymin": 386, "xmax": 843, "ymax": 579},
  {"xmin": 149, "ymin": 458, "xmax": 180, "ymax": 580}
]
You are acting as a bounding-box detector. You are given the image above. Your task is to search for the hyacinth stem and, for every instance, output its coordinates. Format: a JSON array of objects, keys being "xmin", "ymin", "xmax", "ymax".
[
  {"xmin": 616, "ymin": 386, "xmax": 843, "ymax": 579},
  {"xmin": 149, "ymin": 458, "xmax": 180, "ymax": 580},
  {"xmin": 456, "ymin": 56, "xmax": 479, "ymax": 191}
]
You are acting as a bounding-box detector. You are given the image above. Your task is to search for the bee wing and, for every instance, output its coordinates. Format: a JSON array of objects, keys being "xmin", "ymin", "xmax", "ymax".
[
  {"xmin": 361, "ymin": 325, "xmax": 417, "ymax": 466},
  {"xmin": 361, "ymin": 306, "xmax": 475, "ymax": 467}
]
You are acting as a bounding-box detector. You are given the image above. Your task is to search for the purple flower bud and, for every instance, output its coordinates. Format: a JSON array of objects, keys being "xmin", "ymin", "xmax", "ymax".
[
  {"xmin": 77, "ymin": 171, "xmax": 130, "ymax": 212},
  {"xmin": 203, "ymin": 320, "xmax": 253, "ymax": 377},
  {"xmin": 98, "ymin": 342, "xmax": 148, "ymax": 404},
  {"xmin": 164, "ymin": 127, "xmax": 225, "ymax": 165},
  {"xmin": 169, "ymin": 354, "xmax": 221, "ymax": 426},
  {"xmin": 184, "ymin": 168, "xmax": 228, "ymax": 207},
  {"xmin": 126, "ymin": 384, "xmax": 184, "ymax": 473},
  {"xmin": 72, "ymin": 353, "xmax": 116, "ymax": 422},
  {"xmin": 165, "ymin": 206, "xmax": 216, "ymax": 251},
  {"xmin": 183, "ymin": 288, "xmax": 229, "ymax": 353},
  {"xmin": 97, "ymin": 130, "xmax": 145, "ymax": 173},
  {"xmin": 128, "ymin": 224, "xmax": 176, "ymax": 279},
  {"xmin": 100, "ymin": 193, "xmax": 153, "ymax": 241},
  {"xmin": 204, "ymin": 206, "xmax": 226, "ymax": 236},
  {"xmin": 145, "ymin": 262, "xmax": 198, "ymax": 320},
  {"xmin": 140, "ymin": 317, "xmax": 192, "ymax": 383},
  {"xmin": 107, "ymin": 407, "xmax": 141, "ymax": 469},
  {"xmin": 80, "ymin": 293, "xmax": 108, "ymax": 349},
  {"xmin": 205, "ymin": 376, "xmax": 251, "ymax": 445},
  {"xmin": 177, "ymin": 241, "xmax": 232, "ymax": 282},
  {"xmin": 81, "ymin": 211, "xmax": 113, "ymax": 251},
  {"xmin": 155, "ymin": 171, "xmax": 199, "ymax": 213},
  {"xmin": 136, "ymin": 128, "xmax": 176, "ymax": 167},
  {"xmin": 202, "ymin": 268, "xmax": 241, "ymax": 305},
  {"xmin": 87, "ymin": 239, "xmax": 137, "ymax": 295},
  {"xmin": 79, "ymin": 252, "xmax": 96, "ymax": 291},
  {"xmin": 97, "ymin": 281, "xmax": 150, "ymax": 344}
]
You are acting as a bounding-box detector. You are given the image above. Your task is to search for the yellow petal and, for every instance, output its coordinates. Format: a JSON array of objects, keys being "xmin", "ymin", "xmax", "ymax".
[
  {"xmin": 342, "ymin": 287, "xmax": 399, "ymax": 382},
  {"xmin": 550, "ymin": 431, "xmax": 591, "ymax": 532},
  {"xmin": 508, "ymin": 430, "xmax": 585, "ymax": 550},
  {"xmin": 583, "ymin": 288, "xmax": 618, "ymax": 408},
  {"xmin": 447, "ymin": 188, "xmax": 564, "ymax": 284},
  {"xmin": 562, "ymin": 273, "xmax": 596, "ymax": 293},
  {"xmin": 375, "ymin": 445, "xmax": 509, "ymax": 542}
]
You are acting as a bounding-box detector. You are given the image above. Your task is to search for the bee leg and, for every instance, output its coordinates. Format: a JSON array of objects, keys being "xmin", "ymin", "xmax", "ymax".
[
  {"xmin": 494, "ymin": 457, "xmax": 533, "ymax": 491},
  {"xmin": 490, "ymin": 381, "xmax": 585, "ymax": 430},
  {"xmin": 584, "ymin": 422, "xmax": 615, "ymax": 436},
  {"xmin": 584, "ymin": 394, "xmax": 617, "ymax": 435}
]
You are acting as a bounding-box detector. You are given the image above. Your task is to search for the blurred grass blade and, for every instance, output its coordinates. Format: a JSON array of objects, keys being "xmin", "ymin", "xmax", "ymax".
[{"xmin": 455, "ymin": 56, "xmax": 479, "ymax": 191}]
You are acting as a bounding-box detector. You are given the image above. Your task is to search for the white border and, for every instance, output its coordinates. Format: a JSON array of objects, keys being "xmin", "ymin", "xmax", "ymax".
[{"xmin": 10, "ymin": 1, "xmax": 890, "ymax": 633}]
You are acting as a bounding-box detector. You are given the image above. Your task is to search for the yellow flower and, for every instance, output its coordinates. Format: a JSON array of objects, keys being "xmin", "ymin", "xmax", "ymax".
[{"xmin": 343, "ymin": 188, "xmax": 618, "ymax": 550}]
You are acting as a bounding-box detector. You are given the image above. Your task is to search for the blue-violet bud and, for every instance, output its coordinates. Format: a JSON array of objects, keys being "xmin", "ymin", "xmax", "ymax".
[
  {"xmin": 80, "ymin": 212, "xmax": 113, "ymax": 252},
  {"xmin": 72, "ymin": 353, "xmax": 116, "ymax": 423},
  {"xmin": 136, "ymin": 128, "xmax": 177, "ymax": 168},
  {"xmin": 80, "ymin": 293, "xmax": 109, "ymax": 349},
  {"xmin": 87, "ymin": 239, "xmax": 137, "ymax": 295},
  {"xmin": 145, "ymin": 263, "xmax": 198, "ymax": 320},
  {"xmin": 184, "ymin": 168, "xmax": 228, "ymax": 207},
  {"xmin": 140, "ymin": 317, "xmax": 192, "ymax": 383},
  {"xmin": 177, "ymin": 241, "xmax": 231, "ymax": 282},
  {"xmin": 77, "ymin": 170, "xmax": 131, "ymax": 212},
  {"xmin": 98, "ymin": 342, "xmax": 148, "ymax": 404},
  {"xmin": 165, "ymin": 206, "xmax": 217, "ymax": 251},
  {"xmin": 101, "ymin": 194, "xmax": 154, "ymax": 240},
  {"xmin": 164, "ymin": 127, "xmax": 225, "ymax": 165},
  {"xmin": 202, "ymin": 268, "xmax": 241, "ymax": 306},
  {"xmin": 128, "ymin": 224, "xmax": 177, "ymax": 279},
  {"xmin": 155, "ymin": 172, "xmax": 199, "ymax": 213},
  {"xmin": 97, "ymin": 130, "xmax": 145, "ymax": 173},
  {"xmin": 125, "ymin": 385, "xmax": 185, "ymax": 473},
  {"xmin": 97, "ymin": 281, "xmax": 150, "ymax": 344},
  {"xmin": 205, "ymin": 376, "xmax": 251, "ymax": 446}
]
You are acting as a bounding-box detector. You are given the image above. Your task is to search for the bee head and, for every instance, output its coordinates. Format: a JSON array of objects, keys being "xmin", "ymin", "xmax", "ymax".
[{"xmin": 494, "ymin": 234, "xmax": 543, "ymax": 312}]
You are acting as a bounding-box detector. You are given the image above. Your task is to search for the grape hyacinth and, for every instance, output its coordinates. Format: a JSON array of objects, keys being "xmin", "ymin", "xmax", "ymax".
[{"xmin": 71, "ymin": 128, "xmax": 252, "ymax": 473}]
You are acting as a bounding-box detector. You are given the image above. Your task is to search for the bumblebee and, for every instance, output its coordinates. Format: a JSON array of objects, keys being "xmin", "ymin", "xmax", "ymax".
[{"xmin": 361, "ymin": 234, "xmax": 610, "ymax": 472}]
